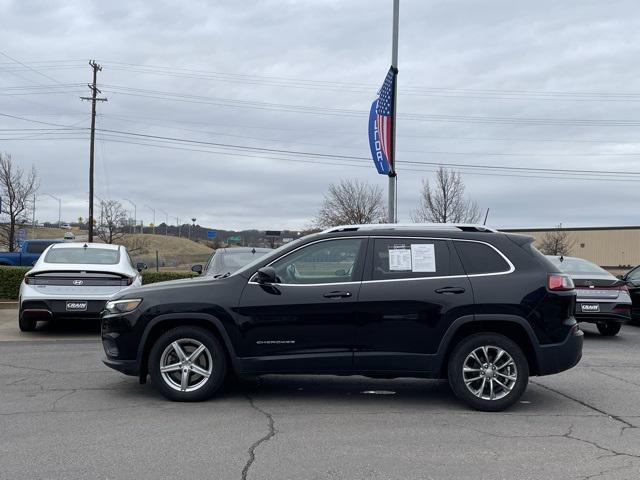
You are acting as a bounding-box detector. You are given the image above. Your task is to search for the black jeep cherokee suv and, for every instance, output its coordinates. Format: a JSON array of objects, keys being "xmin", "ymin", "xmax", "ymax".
[{"xmin": 102, "ymin": 224, "xmax": 582, "ymax": 411}]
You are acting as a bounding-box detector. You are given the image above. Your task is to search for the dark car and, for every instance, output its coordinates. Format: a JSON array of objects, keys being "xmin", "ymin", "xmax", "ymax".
[
  {"xmin": 101, "ymin": 224, "xmax": 583, "ymax": 412},
  {"xmin": 547, "ymin": 256, "xmax": 632, "ymax": 336},
  {"xmin": 191, "ymin": 247, "xmax": 271, "ymax": 278},
  {"xmin": 620, "ymin": 265, "xmax": 640, "ymax": 320}
]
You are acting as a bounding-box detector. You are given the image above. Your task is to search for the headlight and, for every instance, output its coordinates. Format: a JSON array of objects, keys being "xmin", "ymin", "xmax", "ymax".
[{"xmin": 105, "ymin": 298, "xmax": 142, "ymax": 314}]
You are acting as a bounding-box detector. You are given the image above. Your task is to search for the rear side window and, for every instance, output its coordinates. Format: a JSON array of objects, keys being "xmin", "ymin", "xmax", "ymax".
[
  {"xmin": 25, "ymin": 242, "xmax": 51, "ymax": 254},
  {"xmin": 371, "ymin": 238, "xmax": 452, "ymax": 280},
  {"xmin": 454, "ymin": 241, "xmax": 511, "ymax": 275}
]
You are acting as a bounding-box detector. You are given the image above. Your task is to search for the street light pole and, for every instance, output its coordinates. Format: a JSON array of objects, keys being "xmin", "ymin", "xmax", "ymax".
[
  {"xmin": 188, "ymin": 217, "xmax": 196, "ymax": 241},
  {"xmin": 146, "ymin": 206, "xmax": 156, "ymax": 234},
  {"xmin": 160, "ymin": 209, "xmax": 168, "ymax": 235},
  {"xmin": 175, "ymin": 216, "xmax": 181, "ymax": 237},
  {"xmin": 44, "ymin": 194, "xmax": 61, "ymax": 227},
  {"xmin": 124, "ymin": 198, "xmax": 137, "ymax": 234}
]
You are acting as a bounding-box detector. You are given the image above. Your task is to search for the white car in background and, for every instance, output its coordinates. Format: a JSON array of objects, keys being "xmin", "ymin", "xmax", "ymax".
[{"xmin": 18, "ymin": 242, "xmax": 146, "ymax": 331}]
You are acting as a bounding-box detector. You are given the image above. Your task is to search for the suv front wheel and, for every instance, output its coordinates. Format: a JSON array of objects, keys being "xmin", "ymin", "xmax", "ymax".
[
  {"xmin": 448, "ymin": 333, "xmax": 529, "ymax": 412},
  {"xmin": 149, "ymin": 326, "xmax": 227, "ymax": 401}
]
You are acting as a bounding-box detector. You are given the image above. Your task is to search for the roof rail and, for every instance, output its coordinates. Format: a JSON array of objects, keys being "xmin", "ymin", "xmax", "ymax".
[{"xmin": 321, "ymin": 223, "xmax": 498, "ymax": 234}]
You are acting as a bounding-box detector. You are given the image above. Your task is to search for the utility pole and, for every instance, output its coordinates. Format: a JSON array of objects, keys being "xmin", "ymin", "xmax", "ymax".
[
  {"xmin": 80, "ymin": 60, "xmax": 107, "ymax": 242},
  {"xmin": 388, "ymin": 0, "xmax": 400, "ymax": 223},
  {"xmin": 160, "ymin": 209, "xmax": 168, "ymax": 235},
  {"xmin": 124, "ymin": 198, "xmax": 137, "ymax": 233},
  {"xmin": 44, "ymin": 194, "xmax": 61, "ymax": 227}
]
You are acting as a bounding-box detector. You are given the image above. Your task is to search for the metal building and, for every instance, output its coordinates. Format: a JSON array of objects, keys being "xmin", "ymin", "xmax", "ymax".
[{"xmin": 501, "ymin": 226, "xmax": 640, "ymax": 275}]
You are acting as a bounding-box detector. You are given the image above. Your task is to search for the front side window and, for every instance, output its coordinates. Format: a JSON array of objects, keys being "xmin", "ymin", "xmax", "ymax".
[
  {"xmin": 270, "ymin": 239, "xmax": 363, "ymax": 284},
  {"xmin": 455, "ymin": 241, "xmax": 511, "ymax": 275},
  {"xmin": 626, "ymin": 267, "xmax": 640, "ymax": 282},
  {"xmin": 372, "ymin": 238, "xmax": 452, "ymax": 280},
  {"xmin": 44, "ymin": 247, "xmax": 120, "ymax": 265}
]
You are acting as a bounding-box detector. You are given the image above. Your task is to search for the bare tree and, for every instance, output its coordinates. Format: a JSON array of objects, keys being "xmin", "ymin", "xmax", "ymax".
[
  {"xmin": 0, "ymin": 153, "xmax": 39, "ymax": 251},
  {"xmin": 412, "ymin": 167, "xmax": 480, "ymax": 224},
  {"xmin": 97, "ymin": 200, "xmax": 127, "ymax": 244},
  {"xmin": 314, "ymin": 179, "xmax": 386, "ymax": 228},
  {"xmin": 537, "ymin": 224, "xmax": 575, "ymax": 256}
]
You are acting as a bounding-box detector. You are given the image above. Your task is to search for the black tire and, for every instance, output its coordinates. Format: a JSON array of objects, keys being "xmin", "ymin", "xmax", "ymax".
[
  {"xmin": 448, "ymin": 333, "xmax": 529, "ymax": 412},
  {"xmin": 18, "ymin": 311, "xmax": 37, "ymax": 332},
  {"xmin": 596, "ymin": 321, "xmax": 621, "ymax": 336},
  {"xmin": 149, "ymin": 326, "xmax": 227, "ymax": 402}
]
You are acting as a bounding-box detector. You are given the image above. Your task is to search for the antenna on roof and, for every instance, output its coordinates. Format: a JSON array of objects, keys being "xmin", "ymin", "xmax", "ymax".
[
  {"xmin": 559, "ymin": 255, "xmax": 564, "ymax": 262},
  {"xmin": 83, "ymin": 243, "xmax": 88, "ymax": 248}
]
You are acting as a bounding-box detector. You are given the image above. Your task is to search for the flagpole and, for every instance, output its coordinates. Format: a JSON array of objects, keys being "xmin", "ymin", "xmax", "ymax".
[{"xmin": 388, "ymin": 0, "xmax": 399, "ymax": 223}]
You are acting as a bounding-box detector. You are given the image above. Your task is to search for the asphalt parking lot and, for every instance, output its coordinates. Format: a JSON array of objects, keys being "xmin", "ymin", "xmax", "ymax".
[{"xmin": 1, "ymin": 310, "xmax": 639, "ymax": 480}]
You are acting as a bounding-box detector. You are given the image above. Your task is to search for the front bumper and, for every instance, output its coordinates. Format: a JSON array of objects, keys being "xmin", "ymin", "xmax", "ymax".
[
  {"xmin": 536, "ymin": 327, "xmax": 584, "ymax": 376},
  {"xmin": 102, "ymin": 357, "xmax": 139, "ymax": 376}
]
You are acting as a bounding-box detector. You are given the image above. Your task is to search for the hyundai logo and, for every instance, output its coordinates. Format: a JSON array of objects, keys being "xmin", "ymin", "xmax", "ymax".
[{"xmin": 73, "ymin": 280, "xmax": 84, "ymax": 286}]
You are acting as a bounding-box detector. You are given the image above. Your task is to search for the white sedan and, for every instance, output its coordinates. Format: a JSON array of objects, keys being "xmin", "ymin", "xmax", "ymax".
[{"xmin": 18, "ymin": 242, "xmax": 145, "ymax": 331}]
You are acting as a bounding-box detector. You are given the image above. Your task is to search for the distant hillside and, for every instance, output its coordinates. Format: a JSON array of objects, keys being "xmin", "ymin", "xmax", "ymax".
[{"xmin": 119, "ymin": 234, "xmax": 213, "ymax": 270}]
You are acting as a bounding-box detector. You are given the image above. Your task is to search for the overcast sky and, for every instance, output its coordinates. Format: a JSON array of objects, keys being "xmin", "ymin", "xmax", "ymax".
[{"xmin": 2, "ymin": 0, "xmax": 640, "ymax": 230}]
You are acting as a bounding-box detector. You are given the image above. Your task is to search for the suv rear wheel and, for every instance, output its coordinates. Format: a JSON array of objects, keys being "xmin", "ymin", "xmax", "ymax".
[
  {"xmin": 448, "ymin": 333, "xmax": 529, "ymax": 412},
  {"xmin": 149, "ymin": 326, "xmax": 227, "ymax": 401},
  {"xmin": 596, "ymin": 321, "xmax": 621, "ymax": 336}
]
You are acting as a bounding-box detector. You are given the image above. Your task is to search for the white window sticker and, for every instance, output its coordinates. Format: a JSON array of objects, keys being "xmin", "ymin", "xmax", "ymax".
[
  {"xmin": 388, "ymin": 246, "xmax": 412, "ymax": 271},
  {"xmin": 411, "ymin": 243, "xmax": 436, "ymax": 272}
]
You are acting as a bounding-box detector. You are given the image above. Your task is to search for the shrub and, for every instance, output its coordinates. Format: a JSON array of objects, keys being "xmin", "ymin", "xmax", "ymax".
[
  {"xmin": 141, "ymin": 271, "xmax": 198, "ymax": 284},
  {"xmin": 0, "ymin": 266, "xmax": 30, "ymax": 299}
]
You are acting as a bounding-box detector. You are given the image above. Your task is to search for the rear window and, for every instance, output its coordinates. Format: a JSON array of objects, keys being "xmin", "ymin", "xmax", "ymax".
[
  {"xmin": 454, "ymin": 241, "xmax": 511, "ymax": 275},
  {"xmin": 25, "ymin": 242, "xmax": 52, "ymax": 254},
  {"xmin": 44, "ymin": 247, "xmax": 120, "ymax": 265},
  {"xmin": 548, "ymin": 257, "xmax": 608, "ymax": 275},
  {"xmin": 221, "ymin": 251, "xmax": 269, "ymax": 271}
]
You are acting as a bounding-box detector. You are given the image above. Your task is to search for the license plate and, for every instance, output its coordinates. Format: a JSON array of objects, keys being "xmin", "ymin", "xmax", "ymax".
[
  {"xmin": 580, "ymin": 303, "xmax": 600, "ymax": 313},
  {"xmin": 66, "ymin": 301, "xmax": 88, "ymax": 311}
]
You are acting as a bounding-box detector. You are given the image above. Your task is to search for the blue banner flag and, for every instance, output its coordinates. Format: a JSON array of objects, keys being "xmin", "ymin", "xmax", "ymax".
[{"xmin": 368, "ymin": 66, "xmax": 397, "ymax": 175}]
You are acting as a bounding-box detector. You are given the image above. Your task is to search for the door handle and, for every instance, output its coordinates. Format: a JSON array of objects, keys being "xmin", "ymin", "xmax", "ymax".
[
  {"xmin": 323, "ymin": 291, "xmax": 352, "ymax": 299},
  {"xmin": 434, "ymin": 287, "xmax": 466, "ymax": 294}
]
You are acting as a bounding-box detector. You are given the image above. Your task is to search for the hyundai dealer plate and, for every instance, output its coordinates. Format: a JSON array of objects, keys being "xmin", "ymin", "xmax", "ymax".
[
  {"xmin": 66, "ymin": 301, "xmax": 88, "ymax": 311},
  {"xmin": 580, "ymin": 303, "xmax": 600, "ymax": 313}
]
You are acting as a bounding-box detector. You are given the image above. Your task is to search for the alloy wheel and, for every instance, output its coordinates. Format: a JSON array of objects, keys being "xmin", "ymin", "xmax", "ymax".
[
  {"xmin": 159, "ymin": 338, "xmax": 213, "ymax": 392},
  {"xmin": 462, "ymin": 345, "xmax": 517, "ymax": 401}
]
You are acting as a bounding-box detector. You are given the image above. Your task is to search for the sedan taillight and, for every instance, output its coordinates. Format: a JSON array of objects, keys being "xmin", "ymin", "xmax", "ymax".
[
  {"xmin": 24, "ymin": 275, "xmax": 31, "ymax": 285},
  {"xmin": 548, "ymin": 274, "xmax": 575, "ymax": 291}
]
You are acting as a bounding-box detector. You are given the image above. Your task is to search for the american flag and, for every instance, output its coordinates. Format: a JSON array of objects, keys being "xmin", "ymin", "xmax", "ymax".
[
  {"xmin": 368, "ymin": 67, "xmax": 397, "ymax": 175},
  {"xmin": 376, "ymin": 68, "xmax": 395, "ymax": 165}
]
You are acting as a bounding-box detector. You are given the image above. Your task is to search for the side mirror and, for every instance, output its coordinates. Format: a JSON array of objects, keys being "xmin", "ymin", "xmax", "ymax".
[
  {"xmin": 256, "ymin": 266, "xmax": 277, "ymax": 284},
  {"xmin": 191, "ymin": 264, "xmax": 203, "ymax": 275},
  {"xmin": 136, "ymin": 262, "xmax": 148, "ymax": 272}
]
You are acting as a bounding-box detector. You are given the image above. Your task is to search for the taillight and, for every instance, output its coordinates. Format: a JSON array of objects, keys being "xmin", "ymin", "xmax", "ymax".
[
  {"xmin": 24, "ymin": 275, "xmax": 31, "ymax": 285},
  {"xmin": 618, "ymin": 284, "xmax": 629, "ymax": 294},
  {"xmin": 126, "ymin": 276, "xmax": 134, "ymax": 286},
  {"xmin": 548, "ymin": 274, "xmax": 575, "ymax": 291}
]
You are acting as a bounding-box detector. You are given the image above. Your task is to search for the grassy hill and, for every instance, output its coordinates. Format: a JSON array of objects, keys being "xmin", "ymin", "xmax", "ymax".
[{"xmin": 121, "ymin": 234, "xmax": 213, "ymax": 270}]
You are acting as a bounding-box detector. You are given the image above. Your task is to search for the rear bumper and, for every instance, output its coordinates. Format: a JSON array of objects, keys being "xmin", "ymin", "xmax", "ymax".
[
  {"xmin": 20, "ymin": 299, "xmax": 107, "ymax": 321},
  {"xmin": 574, "ymin": 301, "xmax": 631, "ymax": 324},
  {"xmin": 536, "ymin": 327, "xmax": 583, "ymax": 376}
]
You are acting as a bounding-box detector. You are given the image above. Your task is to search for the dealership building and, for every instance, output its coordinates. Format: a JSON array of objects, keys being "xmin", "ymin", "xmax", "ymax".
[{"xmin": 501, "ymin": 225, "xmax": 640, "ymax": 275}]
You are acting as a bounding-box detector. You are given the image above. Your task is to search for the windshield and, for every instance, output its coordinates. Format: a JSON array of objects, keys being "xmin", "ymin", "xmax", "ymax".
[
  {"xmin": 44, "ymin": 247, "xmax": 120, "ymax": 265},
  {"xmin": 232, "ymin": 236, "xmax": 312, "ymax": 276},
  {"xmin": 548, "ymin": 256, "xmax": 609, "ymax": 275}
]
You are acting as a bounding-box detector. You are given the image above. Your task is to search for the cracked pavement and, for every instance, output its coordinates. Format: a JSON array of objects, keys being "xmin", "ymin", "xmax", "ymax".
[{"xmin": 1, "ymin": 311, "xmax": 639, "ymax": 479}]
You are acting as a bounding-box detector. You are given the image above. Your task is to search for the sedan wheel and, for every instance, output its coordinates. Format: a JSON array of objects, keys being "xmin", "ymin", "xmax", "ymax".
[{"xmin": 149, "ymin": 326, "xmax": 226, "ymax": 401}]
